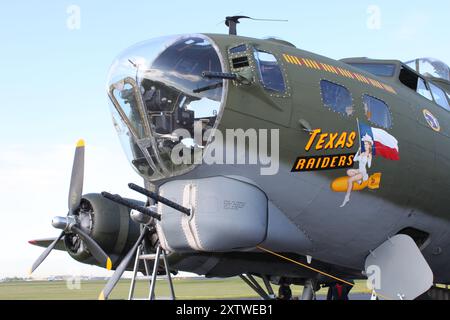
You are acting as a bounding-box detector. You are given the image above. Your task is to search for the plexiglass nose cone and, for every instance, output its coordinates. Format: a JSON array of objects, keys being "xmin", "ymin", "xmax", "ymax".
[{"xmin": 107, "ymin": 34, "xmax": 227, "ymax": 181}]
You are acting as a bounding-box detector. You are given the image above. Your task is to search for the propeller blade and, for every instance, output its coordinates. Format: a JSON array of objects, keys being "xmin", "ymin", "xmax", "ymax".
[
  {"xmin": 99, "ymin": 227, "xmax": 149, "ymax": 300},
  {"xmin": 71, "ymin": 225, "xmax": 112, "ymax": 271},
  {"xmin": 68, "ymin": 139, "xmax": 85, "ymax": 213},
  {"xmin": 29, "ymin": 231, "xmax": 65, "ymax": 275}
]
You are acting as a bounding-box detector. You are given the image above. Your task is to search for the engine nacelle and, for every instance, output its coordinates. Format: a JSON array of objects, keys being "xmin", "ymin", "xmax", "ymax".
[{"xmin": 64, "ymin": 193, "xmax": 142, "ymax": 268}]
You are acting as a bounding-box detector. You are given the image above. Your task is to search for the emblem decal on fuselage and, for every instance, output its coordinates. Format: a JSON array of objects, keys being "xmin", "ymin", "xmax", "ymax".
[
  {"xmin": 291, "ymin": 123, "xmax": 400, "ymax": 207},
  {"xmin": 422, "ymin": 109, "xmax": 440, "ymax": 132}
]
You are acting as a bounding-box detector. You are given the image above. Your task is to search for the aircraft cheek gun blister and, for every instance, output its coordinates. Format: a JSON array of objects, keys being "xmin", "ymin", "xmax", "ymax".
[
  {"xmin": 154, "ymin": 176, "xmax": 313, "ymax": 255},
  {"xmin": 156, "ymin": 176, "xmax": 268, "ymax": 252}
]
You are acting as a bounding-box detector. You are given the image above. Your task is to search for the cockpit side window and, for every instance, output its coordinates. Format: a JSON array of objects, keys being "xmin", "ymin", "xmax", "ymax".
[
  {"xmin": 417, "ymin": 78, "xmax": 433, "ymax": 101},
  {"xmin": 399, "ymin": 66, "xmax": 433, "ymax": 101},
  {"xmin": 429, "ymin": 82, "xmax": 450, "ymax": 111},
  {"xmin": 253, "ymin": 50, "xmax": 286, "ymax": 93}
]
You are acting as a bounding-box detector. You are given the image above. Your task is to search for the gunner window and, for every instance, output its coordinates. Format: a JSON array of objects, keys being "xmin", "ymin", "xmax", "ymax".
[
  {"xmin": 363, "ymin": 95, "xmax": 392, "ymax": 129},
  {"xmin": 320, "ymin": 80, "xmax": 354, "ymax": 116},
  {"xmin": 253, "ymin": 50, "xmax": 286, "ymax": 93}
]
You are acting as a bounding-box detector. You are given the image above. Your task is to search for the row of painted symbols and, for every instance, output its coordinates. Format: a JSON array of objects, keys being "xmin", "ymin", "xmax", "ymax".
[{"xmin": 282, "ymin": 54, "xmax": 397, "ymax": 95}]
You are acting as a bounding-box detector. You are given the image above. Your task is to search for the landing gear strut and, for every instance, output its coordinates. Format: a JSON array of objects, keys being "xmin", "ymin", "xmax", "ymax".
[
  {"xmin": 301, "ymin": 279, "xmax": 317, "ymax": 300},
  {"xmin": 239, "ymin": 274, "xmax": 272, "ymax": 300}
]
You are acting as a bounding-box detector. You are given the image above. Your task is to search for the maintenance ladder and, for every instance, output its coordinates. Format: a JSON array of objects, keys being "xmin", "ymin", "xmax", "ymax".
[{"xmin": 127, "ymin": 244, "xmax": 175, "ymax": 300}]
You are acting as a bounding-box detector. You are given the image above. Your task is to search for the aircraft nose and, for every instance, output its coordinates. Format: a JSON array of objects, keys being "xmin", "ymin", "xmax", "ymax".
[{"xmin": 107, "ymin": 34, "xmax": 227, "ymax": 181}]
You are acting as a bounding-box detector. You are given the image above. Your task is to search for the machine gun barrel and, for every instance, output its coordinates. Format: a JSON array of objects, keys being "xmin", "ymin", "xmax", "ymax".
[
  {"xmin": 128, "ymin": 183, "xmax": 191, "ymax": 216},
  {"xmin": 201, "ymin": 71, "xmax": 238, "ymax": 80},
  {"xmin": 101, "ymin": 191, "xmax": 161, "ymax": 220}
]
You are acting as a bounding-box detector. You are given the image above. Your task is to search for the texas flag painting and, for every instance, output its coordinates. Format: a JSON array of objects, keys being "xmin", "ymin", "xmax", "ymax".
[{"xmin": 358, "ymin": 121, "xmax": 400, "ymax": 161}]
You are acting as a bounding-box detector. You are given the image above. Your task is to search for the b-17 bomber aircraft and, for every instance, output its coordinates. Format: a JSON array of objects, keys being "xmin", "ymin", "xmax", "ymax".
[{"xmin": 29, "ymin": 17, "xmax": 450, "ymax": 300}]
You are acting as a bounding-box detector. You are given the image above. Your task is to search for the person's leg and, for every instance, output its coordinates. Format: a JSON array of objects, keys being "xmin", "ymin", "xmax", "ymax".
[
  {"xmin": 326, "ymin": 286, "xmax": 332, "ymax": 300},
  {"xmin": 346, "ymin": 174, "xmax": 363, "ymax": 194},
  {"xmin": 340, "ymin": 173, "xmax": 363, "ymax": 207}
]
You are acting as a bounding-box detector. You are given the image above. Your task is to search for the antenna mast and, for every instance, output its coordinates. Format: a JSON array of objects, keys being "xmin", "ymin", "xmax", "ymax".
[{"xmin": 224, "ymin": 16, "xmax": 288, "ymax": 35}]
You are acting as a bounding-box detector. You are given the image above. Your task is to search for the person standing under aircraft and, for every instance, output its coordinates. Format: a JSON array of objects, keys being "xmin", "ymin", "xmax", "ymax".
[{"xmin": 277, "ymin": 282, "xmax": 292, "ymax": 300}]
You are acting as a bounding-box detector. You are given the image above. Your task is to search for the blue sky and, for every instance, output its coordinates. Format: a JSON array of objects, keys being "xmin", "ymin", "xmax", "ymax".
[{"xmin": 0, "ymin": 1, "xmax": 449, "ymax": 279}]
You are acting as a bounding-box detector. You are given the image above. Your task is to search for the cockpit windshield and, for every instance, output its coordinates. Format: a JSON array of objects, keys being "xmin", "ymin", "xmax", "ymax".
[
  {"xmin": 405, "ymin": 58, "xmax": 450, "ymax": 82},
  {"xmin": 107, "ymin": 35, "xmax": 226, "ymax": 181}
]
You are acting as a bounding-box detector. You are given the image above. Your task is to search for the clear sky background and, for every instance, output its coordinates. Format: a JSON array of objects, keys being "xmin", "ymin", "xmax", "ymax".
[{"xmin": 0, "ymin": 1, "xmax": 449, "ymax": 279}]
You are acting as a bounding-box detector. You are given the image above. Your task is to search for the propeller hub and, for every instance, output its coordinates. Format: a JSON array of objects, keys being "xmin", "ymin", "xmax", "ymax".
[
  {"xmin": 30, "ymin": 140, "xmax": 111, "ymax": 275},
  {"xmin": 52, "ymin": 216, "xmax": 76, "ymax": 231}
]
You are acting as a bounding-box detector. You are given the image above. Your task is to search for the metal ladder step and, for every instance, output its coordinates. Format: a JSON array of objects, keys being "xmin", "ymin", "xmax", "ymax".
[
  {"xmin": 139, "ymin": 254, "xmax": 156, "ymax": 260},
  {"xmin": 139, "ymin": 254, "xmax": 165, "ymax": 260},
  {"xmin": 128, "ymin": 243, "xmax": 175, "ymax": 300}
]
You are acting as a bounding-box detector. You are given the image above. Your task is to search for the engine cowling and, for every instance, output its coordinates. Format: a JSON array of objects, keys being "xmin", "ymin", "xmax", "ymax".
[{"xmin": 64, "ymin": 193, "xmax": 142, "ymax": 268}]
